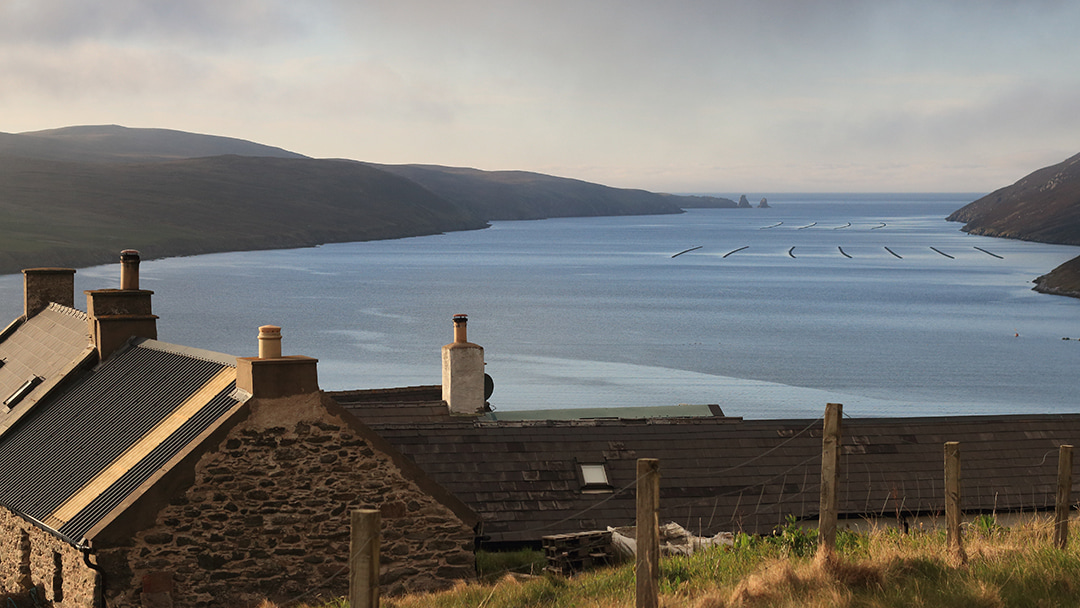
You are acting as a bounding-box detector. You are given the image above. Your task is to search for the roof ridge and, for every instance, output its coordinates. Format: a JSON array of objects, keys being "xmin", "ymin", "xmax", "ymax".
[
  {"xmin": 46, "ymin": 302, "xmax": 88, "ymax": 321},
  {"xmin": 131, "ymin": 338, "xmax": 237, "ymax": 368}
]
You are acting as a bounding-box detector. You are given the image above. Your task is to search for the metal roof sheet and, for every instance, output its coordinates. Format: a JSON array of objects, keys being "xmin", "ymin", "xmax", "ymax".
[
  {"xmin": 58, "ymin": 385, "xmax": 240, "ymax": 540},
  {"xmin": 0, "ymin": 338, "xmax": 241, "ymax": 539}
]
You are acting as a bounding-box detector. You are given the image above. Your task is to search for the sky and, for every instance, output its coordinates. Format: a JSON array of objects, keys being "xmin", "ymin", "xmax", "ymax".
[{"xmin": 1, "ymin": 0, "xmax": 1079, "ymax": 193}]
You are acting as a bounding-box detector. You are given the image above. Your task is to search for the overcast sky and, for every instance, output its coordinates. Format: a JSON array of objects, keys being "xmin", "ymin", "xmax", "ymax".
[{"xmin": 2, "ymin": 0, "xmax": 1078, "ymax": 193}]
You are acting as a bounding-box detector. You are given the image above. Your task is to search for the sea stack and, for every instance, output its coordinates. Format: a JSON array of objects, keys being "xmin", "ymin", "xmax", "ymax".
[
  {"xmin": 738, "ymin": 195, "xmax": 752, "ymax": 208},
  {"xmin": 758, "ymin": 197, "xmax": 770, "ymax": 208}
]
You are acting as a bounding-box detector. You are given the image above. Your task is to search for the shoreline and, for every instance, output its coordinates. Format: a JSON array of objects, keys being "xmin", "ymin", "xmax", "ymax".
[{"xmin": 0, "ymin": 222, "xmax": 493, "ymax": 278}]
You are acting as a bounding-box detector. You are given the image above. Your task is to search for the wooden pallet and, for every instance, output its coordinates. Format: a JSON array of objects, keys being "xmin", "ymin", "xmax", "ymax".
[{"xmin": 542, "ymin": 530, "xmax": 613, "ymax": 576}]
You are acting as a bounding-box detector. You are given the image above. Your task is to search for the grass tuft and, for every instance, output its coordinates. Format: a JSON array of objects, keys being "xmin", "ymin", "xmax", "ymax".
[{"xmin": 275, "ymin": 516, "xmax": 1080, "ymax": 608}]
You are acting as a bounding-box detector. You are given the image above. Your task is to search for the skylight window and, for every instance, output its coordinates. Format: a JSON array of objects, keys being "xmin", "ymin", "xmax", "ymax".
[
  {"xmin": 580, "ymin": 463, "xmax": 611, "ymax": 492},
  {"xmin": 4, "ymin": 377, "xmax": 42, "ymax": 408}
]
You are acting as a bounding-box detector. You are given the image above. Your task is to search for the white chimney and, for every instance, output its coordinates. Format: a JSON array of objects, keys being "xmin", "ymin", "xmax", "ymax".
[{"xmin": 442, "ymin": 314, "xmax": 485, "ymax": 415}]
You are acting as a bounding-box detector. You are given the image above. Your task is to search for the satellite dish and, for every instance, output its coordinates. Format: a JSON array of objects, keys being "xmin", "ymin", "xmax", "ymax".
[{"xmin": 484, "ymin": 373, "xmax": 495, "ymax": 400}]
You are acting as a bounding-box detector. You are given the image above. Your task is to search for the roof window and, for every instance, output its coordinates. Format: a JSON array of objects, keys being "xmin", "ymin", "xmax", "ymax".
[
  {"xmin": 579, "ymin": 463, "xmax": 612, "ymax": 493},
  {"xmin": 4, "ymin": 376, "xmax": 42, "ymax": 408}
]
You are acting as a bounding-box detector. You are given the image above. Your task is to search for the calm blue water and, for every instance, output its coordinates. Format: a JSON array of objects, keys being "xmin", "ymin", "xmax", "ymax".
[{"xmin": 3, "ymin": 194, "xmax": 1079, "ymax": 418}]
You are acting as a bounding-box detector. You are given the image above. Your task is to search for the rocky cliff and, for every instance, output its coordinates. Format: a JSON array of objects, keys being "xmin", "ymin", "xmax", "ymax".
[
  {"xmin": 947, "ymin": 152, "xmax": 1080, "ymax": 246},
  {"xmin": 947, "ymin": 151, "xmax": 1080, "ymax": 299},
  {"xmin": 1033, "ymin": 256, "xmax": 1080, "ymax": 298}
]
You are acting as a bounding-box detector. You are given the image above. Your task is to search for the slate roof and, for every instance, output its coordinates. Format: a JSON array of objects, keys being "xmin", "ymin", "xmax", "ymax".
[
  {"xmin": 0, "ymin": 337, "xmax": 245, "ymax": 542},
  {"xmin": 0, "ymin": 303, "xmax": 95, "ymax": 436},
  {"xmin": 330, "ymin": 386, "xmax": 456, "ymax": 425},
  {"xmin": 335, "ymin": 388, "xmax": 1080, "ymax": 545}
]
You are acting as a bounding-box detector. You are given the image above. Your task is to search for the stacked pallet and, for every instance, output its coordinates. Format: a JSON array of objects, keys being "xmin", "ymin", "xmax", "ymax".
[{"xmin": 542, "ymin": 530, "xmax": 614, "ymax": 576}]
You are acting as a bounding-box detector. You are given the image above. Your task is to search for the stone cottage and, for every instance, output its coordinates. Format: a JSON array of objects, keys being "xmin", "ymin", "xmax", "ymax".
[
  {"xmin": 336, "ymin": 318, "xmax": 1080, "ymax": 547},
  {"xmin": 0, "ymin": 252, "xmax": 478, "ymax": 608}
]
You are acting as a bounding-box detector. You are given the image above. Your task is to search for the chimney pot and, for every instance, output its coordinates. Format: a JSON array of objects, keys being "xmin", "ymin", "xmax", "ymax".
[
  {"xmin": 120, "ymin": 249, "xmax": 140, "ymax": 290},
  {"xmin": 452, "ymin": 314, "xmax": 468, "ymax": 343},
  {"xmin": 258, "ymin": 325, "xmax": 283, "ymax": 359}
]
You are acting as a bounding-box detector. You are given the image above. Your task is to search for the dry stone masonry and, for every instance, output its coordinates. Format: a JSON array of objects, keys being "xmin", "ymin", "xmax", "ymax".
[
  {"xmin": 0, "ymin": 507, "xmax": 99, "ymax": 608},
  {"xmin": 102, "ymin": 393, "xmax": 476, "ymax": 608}
]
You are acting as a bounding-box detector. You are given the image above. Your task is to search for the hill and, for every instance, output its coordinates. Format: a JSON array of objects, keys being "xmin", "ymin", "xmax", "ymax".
[
  {"xmin": 947, "ymin": 152, "xmax": 1080, "ymax": 298},
  {"xmin": 0, "ymin": 124, "xmax": 307, "ymax": 164},
  {"xmin": 0, "ymin": 154, "xmax": 485, "ymax": 273},
  {"xmin": 363, "ymin": 163, "xmax": 707, "ymax": 220},
  {"xmin": 0, "ymin": 126, "xmax": 746, "ymax": 276},
  {"xmin": 1033, "ymin": 256, "xmax": 1080, "ymax": 298},
  {"xmin": 946, "ymin": 152, "xmax": 1080, "ymax": 245}
]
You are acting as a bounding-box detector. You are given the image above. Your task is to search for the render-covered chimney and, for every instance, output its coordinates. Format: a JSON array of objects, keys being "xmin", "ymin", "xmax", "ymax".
[
  {"xmin": 442, "ymin": 314, "xmax": 485, "ymax": 415},
  {"xmin": 22, "ymin": 268, "xmax": 76, "ymax": 319},
  {"xmin": 237, "ymin": 325, "xmax": 319, "ymax": 398},
  {"xmin": 85, "ymin": 250, "xmax": 158, "ymax": 359}
]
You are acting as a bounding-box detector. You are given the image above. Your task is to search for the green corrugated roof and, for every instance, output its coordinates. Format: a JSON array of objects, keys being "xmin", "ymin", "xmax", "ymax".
[{"xmin": 483, "ymin": 403, "xmax": 723, "ymax": 421}]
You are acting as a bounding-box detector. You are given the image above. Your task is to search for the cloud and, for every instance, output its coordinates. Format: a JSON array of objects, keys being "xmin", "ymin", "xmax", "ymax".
[
  {"xmin": 0, "ymin": 0, "xmax": 310, "ymax": 47},
  {"xmin": 1, "ymin": 0, "xmax": 1079, "ymax": 191}
]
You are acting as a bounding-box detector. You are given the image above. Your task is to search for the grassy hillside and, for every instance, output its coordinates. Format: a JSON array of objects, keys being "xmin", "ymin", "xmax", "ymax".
[
  {"xmin": 285, "ymin": 517, "xmax": 1080, "ymax": 608},
  {"xmin": 365, "ymin": 163, "xmax": 696, "ymax": 220},
  {"xmin": 0, "ymin": 125, "xmax": 750, "ymax": 276},
  {"xmin": 0, "ymin": 124, "xmax": 307, "ymax": 163},
  {"xmin": 0, "ymin": 154, "xmax": 485, "ymax": 273}
]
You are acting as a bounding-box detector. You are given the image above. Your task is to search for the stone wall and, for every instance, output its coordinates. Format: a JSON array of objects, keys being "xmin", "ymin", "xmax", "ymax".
[
  {"xmin": 0, "ymin": 507, "xmax": 100, "ymax": 608},
  {"xmin": 101, "ymin": 392, "xmax": 476, "ymax": 608}
]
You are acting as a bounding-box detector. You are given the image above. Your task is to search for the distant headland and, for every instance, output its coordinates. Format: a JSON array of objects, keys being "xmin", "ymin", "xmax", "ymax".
[
  {"xmin": 0, "ymin": 125, "xmax": 757, "ymax": 275},
  {"xmin": 947, "ymin": 152, "xmax": 1080, "ymax": 299}
]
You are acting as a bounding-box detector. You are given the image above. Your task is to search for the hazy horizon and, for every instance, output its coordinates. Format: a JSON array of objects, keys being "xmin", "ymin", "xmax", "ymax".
[{"xmin": 3, "ymin": 1, "xmax": 1079, "ymax": 193}]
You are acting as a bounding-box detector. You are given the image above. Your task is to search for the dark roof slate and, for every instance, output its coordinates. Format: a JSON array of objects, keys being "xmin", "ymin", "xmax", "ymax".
[
  {"xmin": 338, "ymin": 389, "xmax": 1080, "ymax": 544},
  {"xmin": 328, "ymin": 386, "xmax": 456, "ymax": 425},
  {"xmin": 0, "ymin": 304, "xmax": 94, "ymax": 436}
]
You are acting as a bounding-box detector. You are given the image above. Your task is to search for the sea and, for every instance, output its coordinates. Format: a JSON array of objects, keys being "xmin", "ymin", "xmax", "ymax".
[{"xmin": 3, "ymin": 193, "xmax": 1079, "ymax": 419}]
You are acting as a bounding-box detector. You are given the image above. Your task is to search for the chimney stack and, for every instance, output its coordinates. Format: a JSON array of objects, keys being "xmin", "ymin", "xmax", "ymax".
[
  {"xmin": 120, "ymin": 249, "xmax": 140, "ymax": 290},
  {"xmin": 442, "ymin": 314, "xmax": 486, "ymax": 415},
  {"xmin": 85, "ymin": 250, "xmax": 158, "ymax": 360},
  {"xmin": 22, "ymin": 268, "xmax": 76, "ymax": 319},
  {"xmin": 237, "ymin": 325, "xmax": 319, "ymax": 398}
]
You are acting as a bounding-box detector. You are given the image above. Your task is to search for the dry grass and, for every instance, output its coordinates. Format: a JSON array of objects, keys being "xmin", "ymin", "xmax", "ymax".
[{"xmin": 269, "ymin": 516, "xmax": 1080, "ymax": 608}]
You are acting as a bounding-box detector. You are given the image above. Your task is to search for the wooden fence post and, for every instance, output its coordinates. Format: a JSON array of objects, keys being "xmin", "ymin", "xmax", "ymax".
[
  {"xmin": 1056, "ymin": 444, "xmax": 1074, "ymax": 549},
  {"xmin": 817, "ymin": 403, "xmax": 842, "ymax": 561},
  {"xmin": 944, "ymin": 441, "xmax": 966, "ymax": 564},
  {"xmin": 636, "ymin": 458, "xmax": 660, "ymax": 608},
  {"xmin": 349, "ymin": 509, "xmax": 380, "ymax": 608}
]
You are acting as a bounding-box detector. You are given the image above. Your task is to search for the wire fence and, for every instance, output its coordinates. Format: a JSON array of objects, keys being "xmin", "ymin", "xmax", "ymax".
[{"xmin": 89, "ymin": 408, "xmax": 1080, "ymax": 607}]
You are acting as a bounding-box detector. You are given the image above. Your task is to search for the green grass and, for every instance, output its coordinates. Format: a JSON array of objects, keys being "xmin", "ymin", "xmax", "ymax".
[
  {"xmin": 282, "ymin": 516, "xmax": 1080, "ymax": 608},
  {"xmin": 476, "ymin": 548, "xmax": 547, "ymax": 581}
]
